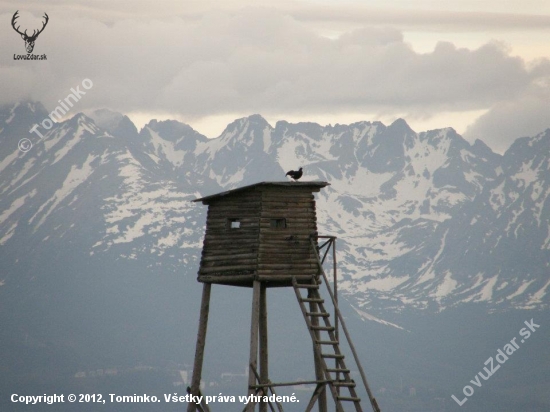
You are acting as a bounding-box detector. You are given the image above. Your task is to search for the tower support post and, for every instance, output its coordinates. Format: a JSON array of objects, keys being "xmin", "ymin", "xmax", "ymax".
[
  {"xmin": 259, "ymin": 283, "xmax": 269, "ymax": 412},
  {"xmin": 246, "ymin": 280, "xmax": 262, "ymax": 411},
  {"xmin": 187, "ymin": 283, "xmax": 212, "ymax": 412}
]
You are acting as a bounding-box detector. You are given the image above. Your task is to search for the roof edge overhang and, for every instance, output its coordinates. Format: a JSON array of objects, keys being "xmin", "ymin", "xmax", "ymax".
[{"xmin": 192, "ymin": 181, "xmax": 330, "ymax": 204}]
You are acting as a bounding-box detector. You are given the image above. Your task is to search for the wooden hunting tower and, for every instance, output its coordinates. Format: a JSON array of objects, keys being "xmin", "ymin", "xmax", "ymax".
[
  {"xmin": 188, "ymin": 182, "xmax": 380, "ymax": 412},
  {"xmin": 195, "ymin": 181, "xmax": 327, "ymax": 287}
]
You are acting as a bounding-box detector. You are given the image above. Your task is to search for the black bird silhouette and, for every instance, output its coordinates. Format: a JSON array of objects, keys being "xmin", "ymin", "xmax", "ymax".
[{"xmin": 286, "ymin": 167, "xmax": 303, "ymax": 181}]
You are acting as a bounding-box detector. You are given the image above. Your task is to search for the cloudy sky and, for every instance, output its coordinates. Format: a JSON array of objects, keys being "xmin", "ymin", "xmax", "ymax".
[{"xmin": 2, "ymin": 0, "xmax": 550, "ymax": 153}]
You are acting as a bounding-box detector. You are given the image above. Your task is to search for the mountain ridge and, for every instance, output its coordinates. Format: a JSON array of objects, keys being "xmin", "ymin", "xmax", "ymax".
[
  {"xmin": 1, "ymin": 101, "xmax": 549, "ymax": 316},
  {"xmin": 1, "ymin": 101, "xmax": 550, "ymax": 411}
]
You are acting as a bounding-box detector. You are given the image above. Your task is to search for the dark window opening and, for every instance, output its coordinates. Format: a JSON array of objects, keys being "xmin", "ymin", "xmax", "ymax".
[
  {"xmin": 270, "ymin": 218, "xmax": 286, "ymax": 229},
  {"xmin": 227, "ymin": 218, "xmax": 241, "ymax": 229}
]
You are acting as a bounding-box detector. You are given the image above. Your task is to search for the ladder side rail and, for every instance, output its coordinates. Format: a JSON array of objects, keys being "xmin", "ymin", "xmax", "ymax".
[
  {"xmin": 308, "ymin": 289, "xmax": 328, "ymax": 412},
  {"xmin": 316, "ymin": 300, "xmax": 355, "ymax": 374},
  {"xmin": 310, "ymin": 238, "xmax": 381, "ymax": 412},
  {"xmin": 299, "ymin": 285, "xmax": 362, "ymax": 412},
  {"xmin": 314, "ymin": 298, "xmax": 363, "ymax": 412},
  {"xmin": 292, "ymin": 279, "xmax": 345, "ymax": 412}
]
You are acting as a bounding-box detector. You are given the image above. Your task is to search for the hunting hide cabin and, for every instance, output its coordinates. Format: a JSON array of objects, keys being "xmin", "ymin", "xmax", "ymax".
[{"xmin": 193, "ymin": 181, "xmax": 329, "ymax": 287}]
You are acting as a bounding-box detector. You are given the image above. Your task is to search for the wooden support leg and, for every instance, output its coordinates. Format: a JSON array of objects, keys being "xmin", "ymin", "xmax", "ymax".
[
  {"xmin": 259, "ymin": 284, "xmax": 269, "ymax": 412},
  {"xmin": 305, "ymin": 383, "xmax": 326, "ymax": 412},
  {"xmin": 246, "ymin": 280, "xmax": 262, "ymax": 412},
  {"xmin": 187, "ymin": 283, "xmax": 212, "ymax": 412}
]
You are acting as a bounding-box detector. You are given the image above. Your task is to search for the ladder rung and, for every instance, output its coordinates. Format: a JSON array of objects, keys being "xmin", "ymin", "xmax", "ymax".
[
  {"xmin": 326, "ymin": 368, "xmax": 350, "ymax": 374},
  {"xmin": 300, "ymin": 298, "xmax": 324, "ymax": 303},
  {"xmin": 294, "ymin": 284, "xmax": 319, "ymax": 289},
  {"xmin": 333, "ymin": 381, "xmax": 356, "ymax": 387},
  {"xmin": 337, "ymin": 396, "xmax": 361, "ymax": 402},
  {"xmin": 321, "ymin": 354, "xmax": 344, "ymax": 359},
  {"xmin": 316, "ymin": 340, "xmax": 339, "ymax": 345},
  {"xmin": 306, "ymin": 312, "xmax": 329, "ymax": 317},
  {"xmin": 311, "ymin": 326, "xmax": 335, "ymax": 331}
]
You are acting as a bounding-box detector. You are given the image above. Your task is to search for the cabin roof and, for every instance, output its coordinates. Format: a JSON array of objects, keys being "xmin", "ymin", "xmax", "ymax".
[{"xmin": 193, "ymin": 181, "xmax": 330, "ymax": 204}]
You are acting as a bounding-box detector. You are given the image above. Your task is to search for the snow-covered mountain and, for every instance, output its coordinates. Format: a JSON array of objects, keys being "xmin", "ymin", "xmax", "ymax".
[
  {"xmin": 1, "ymin": 102, "xmax": 549, "ymax": 317},
  {"xmin": 2, "ymin": 101, "xmax": 550, "ymax": 412}
]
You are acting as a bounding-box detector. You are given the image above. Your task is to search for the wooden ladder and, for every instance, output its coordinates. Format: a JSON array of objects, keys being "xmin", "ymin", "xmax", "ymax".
[{"xmin": 293, "ymin": 277, "xmax": 363, "ymax": 412}]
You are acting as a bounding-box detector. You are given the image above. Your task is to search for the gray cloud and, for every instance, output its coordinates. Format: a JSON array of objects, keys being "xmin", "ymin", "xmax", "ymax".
[
  {"xmin": 1, "ymin": 4, "xmax": 550, "ymax": 151},
  {"xmin": 464, "ymin": 92, "xmax": 550, "ymax": 154},
  {"xmin": 3, "ymin": 1, "xmax": 550, "ymax": 30},
  {"xmin": 290, "ymin": 6, "xmax": 550, "ymax": 31}
]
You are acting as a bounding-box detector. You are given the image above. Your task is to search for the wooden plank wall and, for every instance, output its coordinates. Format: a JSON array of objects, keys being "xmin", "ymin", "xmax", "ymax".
[
  {"xmin": 198, "ymin": 185, "xmax": 321, "ymax": 286},
  {"xmin": 198, "ymin": 190, "xmax": 261, "ymax": 280},
  {"xmin": 257, "ymin": 186, "xmax": 319, "ymax": 282}
]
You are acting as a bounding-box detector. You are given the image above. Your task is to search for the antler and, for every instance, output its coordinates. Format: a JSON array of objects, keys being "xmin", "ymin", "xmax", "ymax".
[
  {"xmin": 11, "ymin": 10, "xmax": 26, "ymax": 36},
  {"xmin": 32, "ymin": 13, "xmax": 49, "ymax": 38},
  {"xmin": 11, "ymin": 11, "xmax": 49, "ymax": 39}
]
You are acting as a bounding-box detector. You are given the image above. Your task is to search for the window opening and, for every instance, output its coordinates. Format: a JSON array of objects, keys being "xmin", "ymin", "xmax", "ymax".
[
  {"xmin": 227, "ymin": 218, "xmax": 241, "ymax": 229},
  {"xmin": 270, "ymin": 218, "xmax": 286, "ymax": 228}
]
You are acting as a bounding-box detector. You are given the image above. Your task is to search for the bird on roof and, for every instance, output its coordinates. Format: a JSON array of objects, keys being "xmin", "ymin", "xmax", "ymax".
[{"xmin": 286, "ymin": 167, "xmax": 303, "ymax": 181}]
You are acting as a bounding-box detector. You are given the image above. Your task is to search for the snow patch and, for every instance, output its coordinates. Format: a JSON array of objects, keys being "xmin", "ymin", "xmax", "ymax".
[
  {"xmin": 0, "ymin": 151, "xmax": 19, "ymax": 174},
  {"xmin": 32, "ymin": 154, "xmax": 97, "ymax": 228},
  {"xmin": 363, "ymin": 275, "xmax": 410, "ymax": 292},
  {"xmin": 0, "ymin": 221, "xmax": 18, "ymax": 245},
  {"xmin": 432, "ymin": 271, "xmax": 457, "ymax": 299},
  {"xmin": 476, "ymin": 275, "xmax": 498, "ymax": 302},
  {"xmin": 352, "ymin": 306, "xmax": 406, "ymax": 330},
  {"xmin": 512, "ymin": 159, "xmax": 538, "ymax": 189},
  {"xmin": 506, "ymin": 280, "xmax": 535, "ymax": 300},
  {"xmin": 0, "ymin": 189, "xmax": 37, "ymax": 225},
  {"xmin": 528, "ymin": 279, "xmax": 550, "ymax": 305},
  {"xmin": 51, "ymin": 125, "xmax": 87, "ymax": 164},
  {"xmin": 146, "ymin": 127, "xmax": 186, "ymax": 166},
  {"xmin": 416, "ymin": 229, "xmax": 449, "ymax": 284}
]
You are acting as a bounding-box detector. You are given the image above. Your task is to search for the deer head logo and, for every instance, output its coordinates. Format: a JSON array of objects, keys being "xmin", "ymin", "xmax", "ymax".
[{"xmin": 11, "ymin": 11, "xmax": 49, "ymax": 54}]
